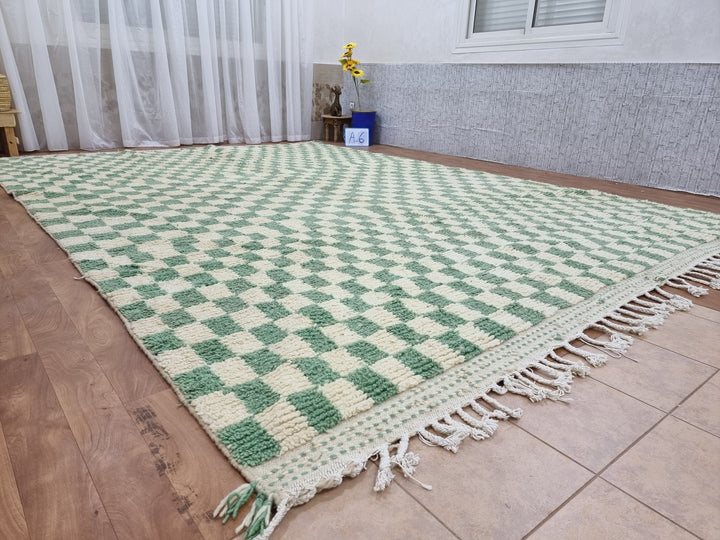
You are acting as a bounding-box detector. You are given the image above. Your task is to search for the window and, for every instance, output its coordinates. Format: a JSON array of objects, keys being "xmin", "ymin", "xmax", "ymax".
[{"xmin": 455, "ymin": 0, "xmax": 628, "ymax": 53}]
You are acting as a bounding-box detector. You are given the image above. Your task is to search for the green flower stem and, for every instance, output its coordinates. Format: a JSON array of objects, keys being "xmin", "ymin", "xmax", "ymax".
[{"xmin": 353, "ymin": 76, "xmax": 362, "ymax": 111}]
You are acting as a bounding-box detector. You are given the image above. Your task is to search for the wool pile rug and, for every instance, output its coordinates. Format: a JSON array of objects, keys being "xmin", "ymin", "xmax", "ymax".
[{"xmin": 1, "ymin": 142, "xmax": 719, "ymax": 539}]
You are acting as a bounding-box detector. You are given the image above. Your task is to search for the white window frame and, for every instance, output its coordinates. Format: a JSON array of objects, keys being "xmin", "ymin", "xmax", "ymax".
[{"xmin": 453, "ymin": 0, "xmax": 629, "ymax": 54}]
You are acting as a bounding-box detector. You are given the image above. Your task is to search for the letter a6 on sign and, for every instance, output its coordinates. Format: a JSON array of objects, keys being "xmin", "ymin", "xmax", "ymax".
[{"xmin": 344, "ymin": 128, "xmax": 369, "ymax": 147}]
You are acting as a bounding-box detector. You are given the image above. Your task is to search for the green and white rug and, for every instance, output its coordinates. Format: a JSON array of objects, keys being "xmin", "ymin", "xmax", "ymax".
[{"xmin": 2, "ymin": 142, "xmax": 719, "ymax": 538}]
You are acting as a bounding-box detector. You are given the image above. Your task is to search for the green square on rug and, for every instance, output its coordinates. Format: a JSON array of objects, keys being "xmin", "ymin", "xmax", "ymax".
[{"xmin": 1, "ymin": 142, "xmax": 719, "ymax": 539}]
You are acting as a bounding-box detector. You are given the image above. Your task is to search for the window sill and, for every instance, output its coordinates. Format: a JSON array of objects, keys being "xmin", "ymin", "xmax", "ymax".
[{"xmin": 453, "ymin": 30, "xmax": 624, "ymax": 54}]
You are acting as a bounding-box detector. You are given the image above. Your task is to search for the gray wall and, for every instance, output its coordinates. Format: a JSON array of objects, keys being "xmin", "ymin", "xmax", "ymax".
[{"xmin": 342, "ymin": 63, "xmax": 720, "ymax": 197}]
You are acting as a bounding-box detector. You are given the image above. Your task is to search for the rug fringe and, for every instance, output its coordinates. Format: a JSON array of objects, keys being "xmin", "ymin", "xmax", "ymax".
[
  {"xmin": 211, "ymin": 484, "xmax": 273, "ymax": 540},
  {"xmin": 213, "ymin": 482, "xmax": 257, "ymax": 522},
  {"xmin": 664, "ymin": 254, "xmax": 720, "ymax": 296},
  {"xmin": 374, "ymin": 434, "xmax": 432, "ymax": 491},
  {"xmin": 214, "ymin": 253, "xmax": 720, "ymax": 540}
]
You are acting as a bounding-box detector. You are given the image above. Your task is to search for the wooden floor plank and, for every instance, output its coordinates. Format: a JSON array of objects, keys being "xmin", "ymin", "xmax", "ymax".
[
  {"xmin": 673, "ymin": 287, "xmax": 720, "ymax": 312},
  {"xmin": 1, "ymin": 191, "xmax": 66, "ymax": 265},
  {"xmin": 38, "ymin": 258, "xmax": 168, "ymax": 404},
  {"xmin": 0, "ymin": 420, "xmax": 29, "ymax": 540},
  {"xmin": 0, "ymin": 217, "xmax": 35, "ymax": 279},
  {"xmin": 8, "ymin": 273, "xmax": 206, "ymax": 540},
  {"xmin": 0, "ymin": 278, "xmax": 35, "ymax": 361},
  {"xmin": 129, "ymin": 389, "xmax": 246, "ymax": 540},
  {"xmin": 0, "ymin": 354, "xmax": 118, "ymax": 540}
]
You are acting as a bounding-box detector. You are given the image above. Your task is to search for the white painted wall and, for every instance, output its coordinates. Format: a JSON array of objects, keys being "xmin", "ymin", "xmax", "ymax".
[{"xmin": 313, "ymin": 0, "xmax": 720, "ymax": 64}]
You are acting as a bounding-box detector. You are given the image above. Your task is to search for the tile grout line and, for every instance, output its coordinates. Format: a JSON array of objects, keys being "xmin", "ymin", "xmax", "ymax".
[
  {"xmin": 520, "ymin": 365, "xmax": 719, "ymax": 538},
  {"xmin": 670, "ymin": 413, "xmax": 720, "ymax": 440},
  {"xmin": 390, "ymin": 479, "xmax": 465, "ymax": 540},
  {"xmin": 596, "ymin": 487, "xmax": 703, "ymax": 540},
  {"xmin": 635, "ymin": 334, "xmax": 720, "ymax": 370},
  {"xmin": 586, "ymin": 366, "xmax": 719, "ymax": 428}
]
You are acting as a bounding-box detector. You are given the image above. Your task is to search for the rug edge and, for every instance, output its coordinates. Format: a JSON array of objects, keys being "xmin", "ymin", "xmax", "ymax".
[{"xmin": 226, "ymin": 248, "xmax": 720, "ymax": 540}]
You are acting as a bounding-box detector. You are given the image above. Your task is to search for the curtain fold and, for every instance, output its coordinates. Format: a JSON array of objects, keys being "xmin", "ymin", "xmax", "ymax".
[{"xmin": 0, "ymin": 0, "xmax": 313, "ymax": 151}]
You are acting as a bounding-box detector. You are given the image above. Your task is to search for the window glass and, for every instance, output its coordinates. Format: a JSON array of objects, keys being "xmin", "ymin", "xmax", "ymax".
[
  {"xmin": 534, "ymin": 0, "xmax": 606, "ymax": 28},
  {"xmin": 473, "ymin": 0, "xmax": 527, "ymax": 33}
]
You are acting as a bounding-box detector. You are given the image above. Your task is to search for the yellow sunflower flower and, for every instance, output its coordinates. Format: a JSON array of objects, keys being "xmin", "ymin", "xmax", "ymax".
[
  {"xmin": 338, "ymin": 42, "xmax": 370, "ymax": 111},
  {"xmin": 341, "ymin": 59, "xmax": 358, "ymax": 71}
]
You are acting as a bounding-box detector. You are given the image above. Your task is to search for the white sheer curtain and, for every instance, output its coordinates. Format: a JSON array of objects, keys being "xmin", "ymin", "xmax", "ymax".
[{"xmin": 0, "ymin": 0, "xmax": 313, "ymax": 151}]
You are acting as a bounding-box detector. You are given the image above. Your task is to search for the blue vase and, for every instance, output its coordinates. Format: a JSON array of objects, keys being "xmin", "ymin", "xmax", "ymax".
[{"xmin": 351, "ymin": 111, "xmax": 376, "ymax": 146}]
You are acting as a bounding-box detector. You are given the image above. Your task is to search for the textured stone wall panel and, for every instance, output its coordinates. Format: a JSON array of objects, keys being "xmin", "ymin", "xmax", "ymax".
[{"xmin": 341, "ymin": 63, "xmax": 720, "ymax": 197}]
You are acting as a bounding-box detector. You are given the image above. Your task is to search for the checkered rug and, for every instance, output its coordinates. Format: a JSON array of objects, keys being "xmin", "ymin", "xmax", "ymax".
[{"xmin": 2, "ymin": 142, "xmax": 719, "ymax": 539}]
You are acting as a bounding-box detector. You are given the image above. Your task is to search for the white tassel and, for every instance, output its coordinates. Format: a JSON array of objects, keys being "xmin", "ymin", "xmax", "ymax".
[
  {"xmin": 590, "ymin": 323, "xmax": 635, "ymax": 347},
  {"xmin": 442, "ymin": 413, "xmax": 492, "ymax": 441},
  {"xmin": 608, "ymin": 310, "xmax": 665, "ymax": 330},
  {"xmin": 667, "ymin": 294, "xmax": 693, "ymax": 311},
  {"xmin": 373, "ymin": 445, "xmax": 395, "ymax": 491},
  {"xmin": 666, "ymin": 277, "xmax": 707, "ymax": 297},
  {"xmin": 499, "ymin": 371, "xmax": 568, "ymax": 402},
  {"xmin": 650, "ymin": 287, "xmax": 693, "ymax": 311},
  {"xmin": 456, "ymin": 407, "xmax": 499, "ymax": 439},
  {"xmin": 698, "ymin": 262, "xmax": 720, "ymax": 272},
  {"xmin": 580, "ymin": 331, "xmax": 631, "ymax": 356},
  {"xmin": 689, "ymin": 268, "xmax": 718, "ymax": 279},
  {"xmin": 633, "ymin": 297, "xmax": 674, "ymax": 314},
  {"xmin": 616, "ymin": 306, "xmax": 669, "ymax": 327},
  {"xmin": 522, "ymin": 366, "xmax": 572, "ymax": 394},
  {"xmin": 644, "ymin": 291, "xmax": 676, "ymax": 311},
  {"xmin": 390, "ymin": 435, "xmax": 432, "ymax": 490},
  {"xmin": 418, "ymin": 424, "xmax": 468, "ymax": 453},
  {"xmin": 481, "ymin": 394, "xmax": 523, "ymax": 419},
  {"xmin": 623, "ymin": 301, "xmax": 671, "ymax": 315},
  {"xmin": 563, "ymin": 343, "xmax": 608, "ymax": 367},
  {"xmin": 599, "ymin": 317, "xmax": 648, "ymax": 335},
  {"xmin": 526, "ymin": 359, "xmax": 565, "ymax": 379},
  {"xmin": 467, "ymin": 400, "xmax": 499, "ymax": 419},
  {"xmin": 543, "ymin": 352, "xmax": 590, "ymax": 377},
  {"xmin": 683, "ymin": 273, "xmax": 716, "ymax": 287}
]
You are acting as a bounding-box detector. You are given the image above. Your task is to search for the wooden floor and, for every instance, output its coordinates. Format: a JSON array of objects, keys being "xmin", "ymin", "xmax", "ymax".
[{"xmin": 1, "ymin": 143, "xmax": 719, "ymax": 540}]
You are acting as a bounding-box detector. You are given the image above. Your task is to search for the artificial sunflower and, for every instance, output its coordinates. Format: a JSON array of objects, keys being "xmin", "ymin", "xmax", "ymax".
[
  {"xmin": 338, "ymin": 42, "xmax": 370, "ymax": 111},
  {"xmin": 341, "ymin": 58, "xmax": 358, "ymax": 71}
]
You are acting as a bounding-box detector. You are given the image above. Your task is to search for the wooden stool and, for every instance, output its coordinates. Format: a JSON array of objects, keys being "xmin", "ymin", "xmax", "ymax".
[
  {"xmin": 0, "ymin": 109, "xmax": 20, "ymax": 156},
  {"xmin": 321, "ymin": 114, "xmax": 352, "ymax": 143}
]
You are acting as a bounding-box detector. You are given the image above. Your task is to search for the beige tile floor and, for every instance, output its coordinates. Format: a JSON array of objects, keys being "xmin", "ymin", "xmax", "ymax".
[{"xmin": 275, "ymin": 302, "xmax": 720, "ymax": 540}]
